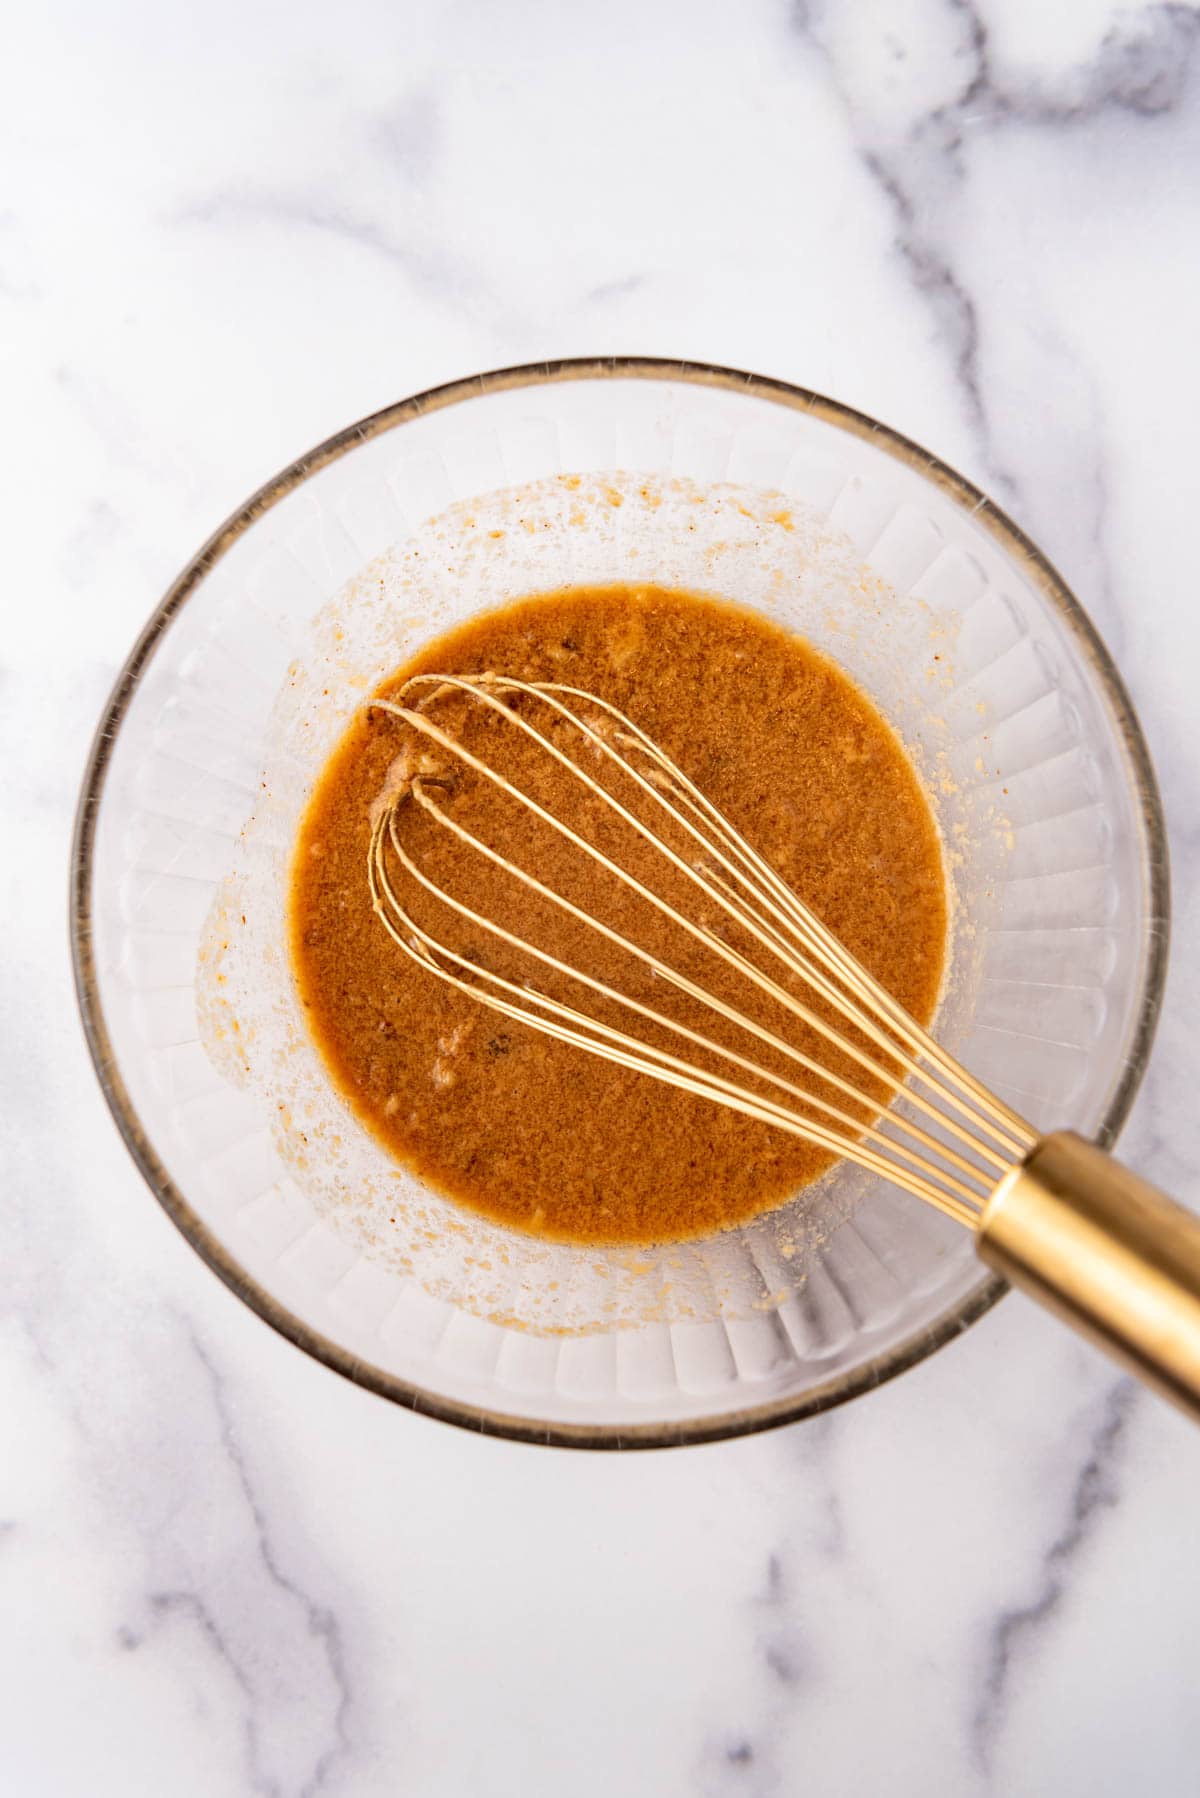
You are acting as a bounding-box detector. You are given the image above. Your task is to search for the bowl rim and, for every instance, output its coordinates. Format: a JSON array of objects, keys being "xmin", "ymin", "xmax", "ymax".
[{"xmin": 70, "ymin": 355, "xmax": 1170, "ymax": 1449}]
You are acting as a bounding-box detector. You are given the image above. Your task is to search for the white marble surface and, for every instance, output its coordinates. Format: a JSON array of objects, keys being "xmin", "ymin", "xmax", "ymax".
[{"xmin": 4, "ymin": 0, "xmax": 1200, "ymax": 1791}]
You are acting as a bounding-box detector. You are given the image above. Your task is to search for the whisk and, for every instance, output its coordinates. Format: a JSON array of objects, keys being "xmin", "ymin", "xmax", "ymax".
[{"xmin": 367, "ymin": 672, "xmax": 1200, "ymax": 1419}]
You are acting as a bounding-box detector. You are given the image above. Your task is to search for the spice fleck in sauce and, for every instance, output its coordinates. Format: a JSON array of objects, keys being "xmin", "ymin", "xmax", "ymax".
[{"xmin": 290, "ymin": 586, "xmax": 947, "ymax": 1245}]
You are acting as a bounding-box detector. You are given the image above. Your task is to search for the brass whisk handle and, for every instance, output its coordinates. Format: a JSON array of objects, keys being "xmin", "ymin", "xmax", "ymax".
[{"xmin": 977, "ymin": 1132, "xmax": 1200, "ymax": 1421}]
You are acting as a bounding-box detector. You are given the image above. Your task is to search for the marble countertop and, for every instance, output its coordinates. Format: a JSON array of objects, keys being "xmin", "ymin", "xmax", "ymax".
[{"xmin": 6, "ymin": 1, "xmax": 1200, "ymax": 1791}]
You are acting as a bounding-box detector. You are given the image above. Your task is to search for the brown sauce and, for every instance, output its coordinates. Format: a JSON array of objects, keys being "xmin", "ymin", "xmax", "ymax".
[{"xmin": 290, "ymin": 585, "xmax": 947, "ymax": 1245}]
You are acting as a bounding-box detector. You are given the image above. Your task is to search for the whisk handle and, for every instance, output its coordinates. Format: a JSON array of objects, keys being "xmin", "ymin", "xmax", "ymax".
[{"xmin": 977, "ymin": 1131, "xmax": 1200, "ymax": 1421}]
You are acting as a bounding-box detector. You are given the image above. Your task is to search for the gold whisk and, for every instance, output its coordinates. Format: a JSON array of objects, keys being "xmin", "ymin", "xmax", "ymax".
[{"xmin": 367, "ymin": 672, "xmax": 1200, "ymax": 1419}]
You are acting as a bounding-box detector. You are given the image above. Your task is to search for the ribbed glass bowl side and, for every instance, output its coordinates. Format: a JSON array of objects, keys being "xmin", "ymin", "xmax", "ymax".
[{"xmin": 72, "ymin": 360, "xmax": 1168, "ymax": 1446}]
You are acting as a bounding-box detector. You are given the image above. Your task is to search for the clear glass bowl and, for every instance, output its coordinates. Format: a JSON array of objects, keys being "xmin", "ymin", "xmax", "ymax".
[{"xmin": 72, "ymin": 360, "xmax": 1168, "ymax": 1447}]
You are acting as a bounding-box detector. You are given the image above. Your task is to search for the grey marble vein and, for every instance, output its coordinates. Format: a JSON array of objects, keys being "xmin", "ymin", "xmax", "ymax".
[
  {"xmin": 0, "ymin": 951, "xmax": 357, "ymax": 1798},
  {"xmin": 146, "ymin": 1587, "xmax": 270, "ymax": 1791},
  {"xmin": 176, "ymin": 1325, "xmax": 355, "ymax": 1798},
  {"xmin": 971, "ymin": 1377, "xmax": 1139, "ymax": 1773},
  {"xmin": 171, "ymin": 188, "xmax": 447, "ymax": 286},
  {"xmin": 793, "ymin": 0, "xmax": 1200, "ymax": 502},
  {"xmin": 693, "ymin": 1418, "xmax": 845, "ymax": 1796},
  {"xmin": 583, "ymin": 272, "xmax": 649, "ymax": 307},
  {"xmin": 693, "ymin": 1552, "xmax": 804, "ymax": 1794},
  {"xmin": 966, "ymin": 0, "xmax": 1200, "ymax": 121},
  {"xmin": 758, "ymin": 1554, "xmax": 806, "ymax": 1689},
  {"xmin": 369, "ymin": 87, "xmax": 442, "ymax": 180},
  {"xmin": 793, "ymin": 1413, "xmax": 847, "ymax": 1565},
  {"xmin": 863, "ymin": 137, "xmax": 996, "ymax": 475}
]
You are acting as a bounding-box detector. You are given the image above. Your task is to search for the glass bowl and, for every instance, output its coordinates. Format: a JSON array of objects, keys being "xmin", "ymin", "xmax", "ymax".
[{"xmin": 72, "ymin": 359, "xmax": 1168, "ymax": 1447}]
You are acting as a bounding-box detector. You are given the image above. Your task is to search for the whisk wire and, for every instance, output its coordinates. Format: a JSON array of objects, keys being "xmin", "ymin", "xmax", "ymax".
[
  {"xmin": 598, "ymin": 694, "xmax": 1033, "ymax": 1158},
  {"xmin": 369, "ymin": 815, "xmax": 984, "ymax": 1227},
  {"xmin": 378, "ymin": 680, "xmax": 1030, "ymax": 1154},
  {"xmin": 376, "ymin": 800, "xmax": 992, "ymax": 1211},
  {"xmin": 368, "ymin": 676, "xmax": 1037, "ymax": 1225}
]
